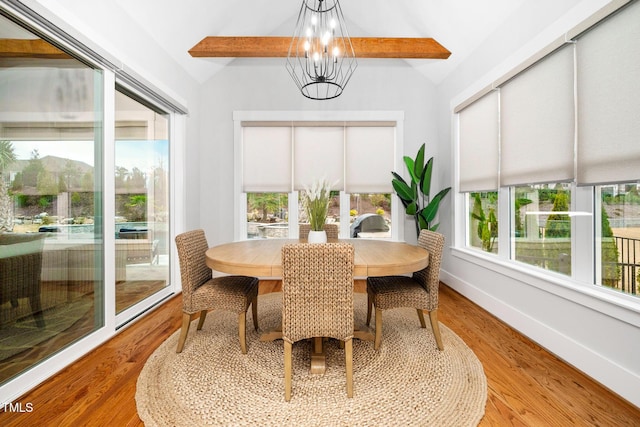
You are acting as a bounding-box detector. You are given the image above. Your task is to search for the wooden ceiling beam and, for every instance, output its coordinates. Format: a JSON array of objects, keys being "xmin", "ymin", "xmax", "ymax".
[
  {"xmin": 0, "ymin": 39, "xmax": 70, "ymax": 59},
  {"xmin": 1, "ymin": 37, "xmax": 450, "ymax": 61},
  {"xmin": 188, "ymin": 36, "xmax": 451, "ymax": 59}
]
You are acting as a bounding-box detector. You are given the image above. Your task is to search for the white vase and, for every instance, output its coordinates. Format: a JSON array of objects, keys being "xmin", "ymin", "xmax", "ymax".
[{"xmin": 307, "ymin": 230, "xmax": 327, "ymax": 243}]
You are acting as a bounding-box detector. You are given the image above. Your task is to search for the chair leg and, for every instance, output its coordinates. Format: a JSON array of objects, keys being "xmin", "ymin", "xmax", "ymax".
[
  {"xmin": 429, "ymin": 309, "xmax": 444, "ymax": 351},
  {"xmin": 366, "ymin": 294, "xmax": 373, "ymax": 326},
  {"xmin": 176, "ymin": 312, "xmax": 194, "ymax": 353},
  {"xmin": 197, "ymin": 310, "xmax": 208, "ymax": 330},
  {"xmin": 251, "ymin": 295, "xmax": 258, "ymax": 331},
  {"xmin": 374, "ymin": 307, "xmax": 383, "ymax": 350},
  {"xmin": 239, "ymin": 311, "xmax": 247, "ymax": 354},
  {"xmin": 284, "ymin": 340, "xmax": 293, "ymax": 402},
  {"xmin": 30, "ymin": 294, "xmax": 45, "ymax": 328},
  {"xmin": 345, "ymin": 338, "xmax": 353, "ymax": 398},
  {"xmin": 417, "ymin": 308, "xmax": 427, "ymax": 328}
]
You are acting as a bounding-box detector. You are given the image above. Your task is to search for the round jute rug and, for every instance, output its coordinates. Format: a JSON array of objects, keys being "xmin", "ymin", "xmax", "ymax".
[{"xmin": 136, "ymin": 293, "xmax": 486, "ymax": 426}]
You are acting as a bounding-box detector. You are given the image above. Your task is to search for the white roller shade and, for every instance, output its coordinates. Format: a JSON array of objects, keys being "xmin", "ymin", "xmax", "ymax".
[
  {"xmin": 242, "ymin": 127, "xmax": 292, "ymax": 192},
  {"xmin": 345, "ymin": 126, "xmax": 394, "ymax": 193},
  {"xmin": 576, "ymin": 0, "xmax": 640, "ymax": 185},
  {"xmin": 500, "ymin": 44, "xmax": 575, "ymax": 186},
  {"xmin": 458, "ymin": 91, "xmax": 499, "ymax": 192},
  {"xmin": 293, "ymin": 127, "xmax": 344, "ymax": 190}
]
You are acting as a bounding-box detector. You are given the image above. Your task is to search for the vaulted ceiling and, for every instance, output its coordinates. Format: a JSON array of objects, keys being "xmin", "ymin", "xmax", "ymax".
[{"xmin": 111, "ymin": 0, "xmax": 526, "ymax": 84}]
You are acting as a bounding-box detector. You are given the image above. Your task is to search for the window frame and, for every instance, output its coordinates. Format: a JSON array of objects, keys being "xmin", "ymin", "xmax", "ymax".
[
  {"xmin": 233, "ymin": 111, "xmax": 404, "ymax": 241},
  {"xmin": 451, "ymin": 0, "xmax": 640, "ymax": 316},
  {"xmin": 112, "ymin": 84, "xmax": 176, "ymax": 327}
]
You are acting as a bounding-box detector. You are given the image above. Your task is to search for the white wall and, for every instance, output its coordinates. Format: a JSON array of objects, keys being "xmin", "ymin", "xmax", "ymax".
[
  {"xmin": 198, "ymin": 57, "xmax": 440, "ymax": 246},
  {"xmin": 437, "ymin": 0, "xmax": 640, "ymax": 407}
]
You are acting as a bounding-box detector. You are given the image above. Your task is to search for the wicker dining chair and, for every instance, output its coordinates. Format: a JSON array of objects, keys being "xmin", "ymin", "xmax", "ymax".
[
  {"xmin": 174, "ymin": 229, "xmax": 259, "ymax": 354},
  {"xmin": 366, "ymin": 229, "xmax": 445, "ymax": 351},
  {"xmin": 299, "ymin": 223, "xmax": 339, "ymax": 240},
  {"xmin": 281, "ymin": 242, "xmax": 355, "ymax": 401}
]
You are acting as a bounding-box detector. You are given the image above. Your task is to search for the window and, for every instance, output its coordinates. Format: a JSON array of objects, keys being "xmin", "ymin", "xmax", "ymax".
[
  {"xmin": 456, "ymin": 1, "xmax": 640, "ymax": 298},
  {"xmin": 246, "ymin": 192, "xmax": 289, "ymax": 239},
  {"xmin": 236, "ymin": 114, "xmax": 401, "ymax": 241},
  {"xmin": 512, "ymin": 184, "xmax": 572, "ymax": 276},
  {"xmin": 349, "ymin": 193, "xmax": 392, "ymax": 239},
  {"xmin": 468, "ymin": 192, "xmax": 498, "ymax": 253},
  {"xmin": 597, "ymin": 183, "xmax": 640, "ymax": 296}
]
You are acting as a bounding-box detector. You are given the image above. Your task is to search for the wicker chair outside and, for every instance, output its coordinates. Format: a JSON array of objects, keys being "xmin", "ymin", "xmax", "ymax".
[
  {"xmin": 299, "ymin": 223, "xmax": 339, "ymax": 240},
  {"xmin": 281, "ymin": 242, "xmax": 355, "ymax": 401},
  {"xmin": 366, "ymin": 229, "xmax": 445, "ymax": 351},
  {"xmin": 0, "ymin": 233, "xmax": 46, "ymax": 328},
  {"xmin": 174, "ymin": 230, "xmax": 259, "ymax": 354}
]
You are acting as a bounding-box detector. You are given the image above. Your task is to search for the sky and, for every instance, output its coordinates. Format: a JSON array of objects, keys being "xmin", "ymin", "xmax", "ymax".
[{"xmin": 11, "ymin": 140, "xmax": 169, "ymax": 172}]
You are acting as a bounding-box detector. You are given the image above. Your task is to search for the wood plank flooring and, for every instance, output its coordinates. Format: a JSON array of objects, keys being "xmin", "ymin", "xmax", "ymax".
[{"xmin": 1, "ymin": 281, "xmax": 639, "ymax": 426}]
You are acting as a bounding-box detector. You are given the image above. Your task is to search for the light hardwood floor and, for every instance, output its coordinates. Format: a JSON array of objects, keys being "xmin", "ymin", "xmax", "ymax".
[{"xmin": 1, "ymin": 281, "xmax": 639, "ymax": 426}]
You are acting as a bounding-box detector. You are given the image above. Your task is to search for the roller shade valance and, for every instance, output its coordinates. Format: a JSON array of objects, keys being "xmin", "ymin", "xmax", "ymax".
[
  {"xmin": 242, "ymin": 126, "xmax": 292, "ymax": 192},
  {"xmin": 345, "ymin": 126, "xmax": 395, "ymax": 193},
  {"xmin": 500, "ymin": 44, "xmax": 575, "ymax": 187},
  {"xmin": 243, "ymin": 123, "xmax": 396, "ymax": 194},
  {"xmin": 293, "ymin": 127, "xmax": 344, "ymax": 191},
  {"xmin": 458, "ymin": 91, "xmax": 499, "ymax": 192},
  {"xmin": 576, "ymin": 0, "xmax": 640, "ymax": 185}
]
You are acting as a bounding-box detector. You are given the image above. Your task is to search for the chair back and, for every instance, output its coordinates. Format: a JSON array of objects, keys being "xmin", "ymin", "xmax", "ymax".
[
  {"xmin": 413, "ymin": 229, "xmax": 445, "ymax": 306},
  {"xmin": 299, "ymin": 223, "xmax": 339, "ymax": 240},
  {"xmin": 175, "ymin": 229, "xmax": 212, "ymax": 298},
  {"xmin": 281, "ymin": 243, "xmax": 354, "ymax": 343}
]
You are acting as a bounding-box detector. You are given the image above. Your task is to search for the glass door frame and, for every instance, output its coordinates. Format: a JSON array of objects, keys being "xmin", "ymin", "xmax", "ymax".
[
  {"xmin": 112, "ymin": 81, "xmax": 176, "ymax": 328},
  {"xmin": 0, "ymin": 55, "xmax": 182, "ymax": 406}
]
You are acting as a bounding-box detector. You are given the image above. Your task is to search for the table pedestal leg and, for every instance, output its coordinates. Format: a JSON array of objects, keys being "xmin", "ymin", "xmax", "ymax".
[
  {"xmin": 260, "ymin": 326, "xmax": 372, "ymax": 376},
  {"xmin": 354, "ymin": 324, "xmax": 374, "ymax": 342},
  {"xmin": 310, "ymin": 337, "xmax": 326, "ymax": 374},
  {"xmin": 259, "ymin": 328, "xmax": 283, "ymax": 342}
]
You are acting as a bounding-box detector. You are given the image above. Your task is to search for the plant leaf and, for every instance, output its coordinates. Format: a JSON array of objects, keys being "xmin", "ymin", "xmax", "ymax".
[
  {"xmin": 391, "ymin": 171, "xmax": 407, "ymax": 186},
  {"xmin": 406, "ymin": 201, "xmax": 417, "ymax": 215},
  {"xmin": 420, "ymin": 157, "xmax": 434, "ymax": 197},
  {"xmin": 392, "ymin": 178, "xmax": 414, "ymax": 202},
  {"xmin": 391, "ymin": 173, "xmax": 412, "ymax": 208},
  {"xmin": 420, "ymin": 187, "xmax": 451, "ymax": 223},
  {"xmin": 414, "ymin": 143, "xmax": 425, "ymax": 184},
  {"xmin": 403, "ymin": 156, "xmax": 418, "ymax": 184},
  {"xmin": 418, "ymin": 214, "xmax": 429, "ymax": 230},
  {"xmin": 411, "ymin": 180, "xmax": 418, "ymax": 201}
]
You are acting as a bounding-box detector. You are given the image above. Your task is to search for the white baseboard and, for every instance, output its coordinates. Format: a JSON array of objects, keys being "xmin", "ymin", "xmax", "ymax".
[{"xmin": 440, "ymin": 268, "xmax": 640, "ymax": 408}]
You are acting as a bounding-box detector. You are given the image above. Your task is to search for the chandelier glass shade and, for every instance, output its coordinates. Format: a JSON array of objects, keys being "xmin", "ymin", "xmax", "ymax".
[{"xmin": 286, "ymin": 0, "xmax": 357, "ymax": 100}]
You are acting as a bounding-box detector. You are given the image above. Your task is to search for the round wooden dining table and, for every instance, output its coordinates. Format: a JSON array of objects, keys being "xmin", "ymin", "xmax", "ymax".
[
  {"xmin": 205, "ymin": 238, "xmax": 429, "ymax": 278},
  {"xmin": 205, "ymin": 238, "xmax": 430, "ymax": 374}
]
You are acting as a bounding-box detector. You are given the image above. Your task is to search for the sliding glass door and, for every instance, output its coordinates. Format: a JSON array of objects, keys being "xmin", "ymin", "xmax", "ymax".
[
  {"xmin": 114, "ymin": 89, "xmax": 170, "ymax": 315},
  {"xmin": 0, "ymin": 11, "xmax": 174, "ymax": 390},
  {"xmin": 0, "ymin": 13, "xmax": 104, "ymax": 384}
]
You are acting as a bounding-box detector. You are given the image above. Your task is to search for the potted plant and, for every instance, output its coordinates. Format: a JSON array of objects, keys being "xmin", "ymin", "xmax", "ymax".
[
  {"xmin": 391, "ymin": 143, "xmax": 451, "ymax": 238},
  {"xmin": 302, "ymin": 177, "xmax": 331, "ymax": 243}
]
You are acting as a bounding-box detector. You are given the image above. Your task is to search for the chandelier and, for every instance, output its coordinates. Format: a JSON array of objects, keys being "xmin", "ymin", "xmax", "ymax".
[{"xmin": 286, "ymin": 0, "xmax": 357, "ymax": 100}]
